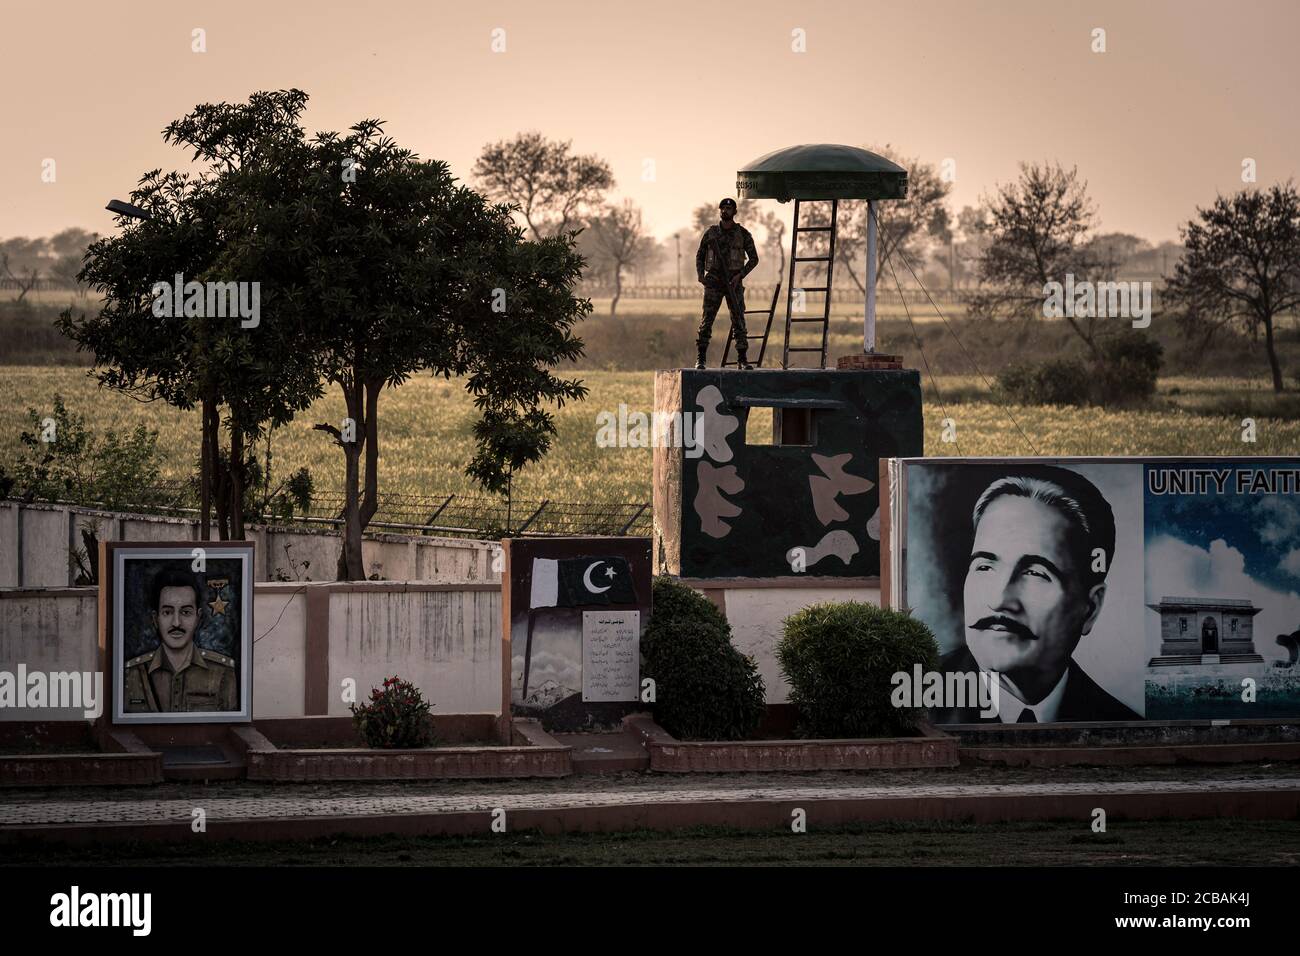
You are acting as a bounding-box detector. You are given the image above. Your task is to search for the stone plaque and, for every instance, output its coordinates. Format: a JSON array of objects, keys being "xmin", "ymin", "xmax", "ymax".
[{"xmin": 582, "ymin": 610, "xmax": 640, "ymax": 702}]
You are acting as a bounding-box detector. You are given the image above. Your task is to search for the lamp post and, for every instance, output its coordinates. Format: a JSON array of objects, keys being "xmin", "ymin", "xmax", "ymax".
[
  {"xmin": 674, "ymin": 232, "xmax": 681, "ymax": 298},
  {"xmin": 108, "ymin": 197, "xmax": 214, "ymax": 541}
]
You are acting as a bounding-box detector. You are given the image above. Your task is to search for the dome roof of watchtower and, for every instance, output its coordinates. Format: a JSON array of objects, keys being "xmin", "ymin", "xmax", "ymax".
[{"xmin": 736, "ymin": 144, "xmax": 908, "ymax": 202}]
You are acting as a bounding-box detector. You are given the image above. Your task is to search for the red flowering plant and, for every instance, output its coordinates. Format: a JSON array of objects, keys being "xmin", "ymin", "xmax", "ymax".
[{"xmin": 350, "ymin": 675, "xmax": 436, "ymax": 749}]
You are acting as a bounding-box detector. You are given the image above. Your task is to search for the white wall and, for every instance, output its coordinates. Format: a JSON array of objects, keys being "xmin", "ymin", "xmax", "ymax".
[
  {"xmin": 0, "ymin": 583, "xmax": 504, "ymax": 721},
  {"xmin": 0, "ymin": 501, "xmax": 501, "ymax": 588},
  {"xmin": 327, "ymin": 588, "xmax": 501, "ymax": 717},
  {"xmin": 701, "ymin": 582, "xmax": 881, "ymax": 703}
]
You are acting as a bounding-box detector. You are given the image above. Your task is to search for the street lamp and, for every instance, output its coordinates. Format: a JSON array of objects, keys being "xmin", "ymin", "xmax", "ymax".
[
  {"xmin": 106, "ymin": 198, "xmax": 151, "ymax": 220},
  {"xmin": 674, "ymin": 232, "xmax": 681, "ymax": 298}
]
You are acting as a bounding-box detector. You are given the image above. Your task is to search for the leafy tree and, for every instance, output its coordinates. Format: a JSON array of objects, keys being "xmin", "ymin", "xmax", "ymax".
[
  {"xmin": 472, "ymin": 131, "xmax": 614, "ymax": 239},
  {"xmin": 832, "ymin": 146, "xmax": 951, "ymax": 293},
  {"xmin": 966, "ymin": 162, "xmax": 1108, "ymax": 357},
  {"xmin": 58, "ymin": 90, "xmax": 324, "ymax": 539},
  {"xmin": 1163, "ymin": 183, "xmax": 1300, "ymax": 391},
  {"xmin": 240, "ymin": 112, "xmax": 590, "ymax": 579},
  {"xmin": 47, "ymin": 229, "xmax": 99, "ymax": 289}
]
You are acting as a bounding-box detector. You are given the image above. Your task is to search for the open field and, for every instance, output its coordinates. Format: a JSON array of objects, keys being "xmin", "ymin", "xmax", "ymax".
[{"xmin": 2, "ymin": 367, "xmax": 1298, "ymax": 506}]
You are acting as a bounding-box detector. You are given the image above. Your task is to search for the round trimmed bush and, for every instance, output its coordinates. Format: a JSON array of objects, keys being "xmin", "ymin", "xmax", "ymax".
[
  {"xmin": 642, "ymin": 577, "xmax": 766, "ymax": 741},
  {"xmin": 777, "ymin": 602, "xmax": 940, "ymax": 738}
]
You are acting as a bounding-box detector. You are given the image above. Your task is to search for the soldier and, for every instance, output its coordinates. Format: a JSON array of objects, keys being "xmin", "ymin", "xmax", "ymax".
[
  {"xmin": 695, "ymin": 197, "xmax": 759, "ymax": 369},
  {"xmin": 124, "ymin": 567, "xmax": 238, "ymax": 713}
]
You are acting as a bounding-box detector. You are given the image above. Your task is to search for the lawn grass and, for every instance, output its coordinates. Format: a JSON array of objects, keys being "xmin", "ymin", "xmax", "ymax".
[{"xmin": 2, "ymin": 367, "xmax": 1298, "ymax": 506}]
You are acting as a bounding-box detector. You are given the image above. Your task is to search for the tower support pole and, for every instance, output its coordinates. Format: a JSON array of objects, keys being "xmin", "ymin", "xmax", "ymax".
[{"xmin": 865, "ymin": 199, "xmax": 877, "ymax": 353}]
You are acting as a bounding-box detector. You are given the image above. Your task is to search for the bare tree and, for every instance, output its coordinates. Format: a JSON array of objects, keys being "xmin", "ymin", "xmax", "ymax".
[
  {"xmin": 1164, "ymin": 182, "xmax": 1300, "ymax": 391},
  {"xmin": 473, "ymin": 131, "xmax": 614, "ymax": 239},
  {"xmin": 0, "ymin": 237, "xmax": 44, "ymax": 303},
  {"xmin": 587, "ymin": 200, "xmax": 653, "ymax": 315},
  {"xmin": 966, "ymin": 162, "xmax": 1106, "ymax": 357}
]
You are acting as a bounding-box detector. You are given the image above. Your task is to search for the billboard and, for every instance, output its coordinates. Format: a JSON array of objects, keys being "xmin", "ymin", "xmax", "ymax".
[{"xmin": 884, "ymin": 457, "xmax": 1300, "ymax": 724}]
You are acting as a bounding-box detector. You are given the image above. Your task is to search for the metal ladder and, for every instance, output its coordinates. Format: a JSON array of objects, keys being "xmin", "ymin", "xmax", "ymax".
[
  {"xmin": 781, "ymin": 198, "xmax": 838, "ymax": 369},
  {"xmin": 721, "ymin": 281, "xmax": 782, "ymax": 368}
]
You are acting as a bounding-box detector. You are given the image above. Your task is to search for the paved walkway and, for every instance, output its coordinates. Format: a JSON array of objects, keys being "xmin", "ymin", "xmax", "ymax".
[{"xmin": 3, "ymin": 776, "xmax": 1298, "ymax": 826}]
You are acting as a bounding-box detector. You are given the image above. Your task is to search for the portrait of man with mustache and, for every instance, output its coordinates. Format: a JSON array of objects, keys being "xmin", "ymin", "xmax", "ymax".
[
  {"xmin": 932, "ymin": 466, "xmax": 1140, "ymax": 723},
  {"xmin": 123, "ymin": 567, "xmax": 238, "ymax": 713}
]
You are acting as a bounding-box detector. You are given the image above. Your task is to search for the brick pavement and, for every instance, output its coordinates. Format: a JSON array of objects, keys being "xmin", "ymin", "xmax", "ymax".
[{"xmin": 2, "ymin": 776, "xmax": 1298, "ymax": 827}]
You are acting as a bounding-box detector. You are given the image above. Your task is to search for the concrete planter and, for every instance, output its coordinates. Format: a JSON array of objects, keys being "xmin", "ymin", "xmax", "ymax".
[
  {"xmin": 624, "ymin": 715, "xmax": 959, "ymax": 772},
  {"xmin": 239, "ymin": 719, "xmax": 571, "ymax": 781}
]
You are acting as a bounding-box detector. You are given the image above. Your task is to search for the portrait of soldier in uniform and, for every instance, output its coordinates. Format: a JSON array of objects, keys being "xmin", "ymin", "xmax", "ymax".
[
  {"xmin": 694, "ymin": 197, "xmax": 759, "ymax": 369},
  {"xmin": 122, "ymin": 566, "xmax": 239, "ymax": 714}
]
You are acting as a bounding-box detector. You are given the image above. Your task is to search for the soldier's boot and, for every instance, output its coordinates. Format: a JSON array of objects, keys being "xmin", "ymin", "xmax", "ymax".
[
  {"xmin": 695, "ymin": 343, "xmax": 708, "ymax": 370},
  {"xmin": 734, "ymin": 335, "xmax": 753, "ymax": 370}
]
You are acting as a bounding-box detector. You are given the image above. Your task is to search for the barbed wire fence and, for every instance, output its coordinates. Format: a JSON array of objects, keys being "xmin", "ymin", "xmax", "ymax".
[{"xmin": 7, "ymin": 483, "xmax": 652, "ymax": 539}]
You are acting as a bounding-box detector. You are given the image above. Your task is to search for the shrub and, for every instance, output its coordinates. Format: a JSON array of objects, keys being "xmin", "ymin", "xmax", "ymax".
[
  {"xmin": 643, "ymin": 575, "xmax": 730, "ymax": 644},
  {"xmin": 641, "ymin": 577, "xmax": 765, "ymax": 740},
  {"xmin": 1095, "ymin": 330, "xmax": 1163, "ymax": 406},
  {"xmin": 996, "ymin": 358, "xmax": 1092, "ymax": 406},
  {"xmin": 8, "ymin": 395, "xmax": 164, "ymax": 509},
  {"xmin": 777, "ymin": 602, "xmax": 940, "ymax": 738},
  {"xmin": 350, "ymin": 675, "xmax": 436, "ymax": 749}
]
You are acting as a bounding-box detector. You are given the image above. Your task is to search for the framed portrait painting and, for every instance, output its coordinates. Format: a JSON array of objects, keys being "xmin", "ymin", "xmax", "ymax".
[{"xmin": 105, "ymin": 541, "xmax": 254, "ymax": 724}]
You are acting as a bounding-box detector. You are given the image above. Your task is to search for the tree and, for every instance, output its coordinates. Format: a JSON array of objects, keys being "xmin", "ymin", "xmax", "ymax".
[
  {"xmin": 1163, "ymin": 183, "xmax": 1300, "ymax": 391},
  {"xmin": 473, "ymin": 131, "xmax": 614, "ymax": 239},
  {"xmin": 242, "ymin": 113, "xmax": 591, "ymax": 579},
  {"xmin": 0, "ymin": 237, "xmax": 44, "ymax": 303},
  {"xmin": 58, "ymin": 91, "xmax": 324, "ymax": 539},
  {"xmin": 833, "ymin": 146, "xmax": 951, "ymax": 293},
  {"xmin": 587, "ymin": 200, "xmax": 654, "ymax": 315},
  {"xmin": 966, "ymin": 162, "xmax": 1107, "ymax": 357},
  {"xmin": 47, "ymin": 228, "xmax": 99, "ymax": 289}
]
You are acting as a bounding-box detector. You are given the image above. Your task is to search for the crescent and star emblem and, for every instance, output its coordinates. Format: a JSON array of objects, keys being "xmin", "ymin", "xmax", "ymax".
[{"xmin": 583, "ymin": 561, "xmax": 615, "ymax": 594}]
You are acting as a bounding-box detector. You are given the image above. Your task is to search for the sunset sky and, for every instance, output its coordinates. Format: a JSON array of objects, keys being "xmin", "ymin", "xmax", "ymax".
[{"xmin": 2, "ymin": 0, "xmax": 1297, "ymax": 244}]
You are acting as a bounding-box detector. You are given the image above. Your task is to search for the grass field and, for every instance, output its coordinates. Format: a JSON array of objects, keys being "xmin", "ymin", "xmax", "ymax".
[
  {"xmin": 3, "ymin": 818, "xmax": 1295, "ymax": 866},
  {"xmin": 2, "ymin": 366, "xmax": 1298, "ymax": 506}
]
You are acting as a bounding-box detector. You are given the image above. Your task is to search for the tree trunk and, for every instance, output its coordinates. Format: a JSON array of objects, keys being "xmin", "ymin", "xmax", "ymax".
[
  {"xmin": 229, "ymin": 425, "xmax": 245, "ymax": 540},
  {"xmin": 209, "ymin": 403, "xmax": 232, "ymax": 541},
  {"xmin": 1263, "ymin": 312, "xmax": 1284, "ymax": 391},
  {"xmin": 199, "ymin": 398, "xmax": 213, "ymax": 541},
  {"xmin": 610, "ymin": 267, "xmax": 622, "ymax": 316},
  {"xmin": 359, "ymin": 380, "xmax": 381, "ymax": 529},
  {"xmin": 336, "ymin": 378, "xmax": 366, "ymax": 580}
]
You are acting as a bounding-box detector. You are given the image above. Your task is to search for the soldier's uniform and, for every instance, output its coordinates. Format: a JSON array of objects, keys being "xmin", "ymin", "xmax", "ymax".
[
  {"xmin": 123, "ymin": 642, "xmax": 238, "ymax": 713},
  {"xmin": 695, "ymin": 213, "xmax": 759, "ymax": 367}
]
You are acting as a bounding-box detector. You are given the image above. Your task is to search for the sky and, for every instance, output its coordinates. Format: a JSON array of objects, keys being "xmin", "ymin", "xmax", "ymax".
[{"xmin": 2, "ymin": 0, "xmax": 1298, "ymax": 244}]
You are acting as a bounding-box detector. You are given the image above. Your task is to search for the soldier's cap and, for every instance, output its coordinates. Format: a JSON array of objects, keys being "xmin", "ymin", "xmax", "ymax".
[{"xmin": 719, "ymin": 198, "xmax": 737, "ymax": 209}]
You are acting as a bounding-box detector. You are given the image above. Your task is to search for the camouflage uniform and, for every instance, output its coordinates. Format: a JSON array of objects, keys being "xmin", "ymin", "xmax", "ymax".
[
  {"xmin": 123, "ymin": 642, "xmax": 238, "ymax": 713},
  {"xmin": 695, "ymin": 222, "xmax": 759, "ymax": 362}
]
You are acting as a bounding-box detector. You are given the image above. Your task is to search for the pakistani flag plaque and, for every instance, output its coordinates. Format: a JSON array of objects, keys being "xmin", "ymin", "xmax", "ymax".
[{"xmin": 503, "ymin": 537, "xmax": 652, "ymax": 730}]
